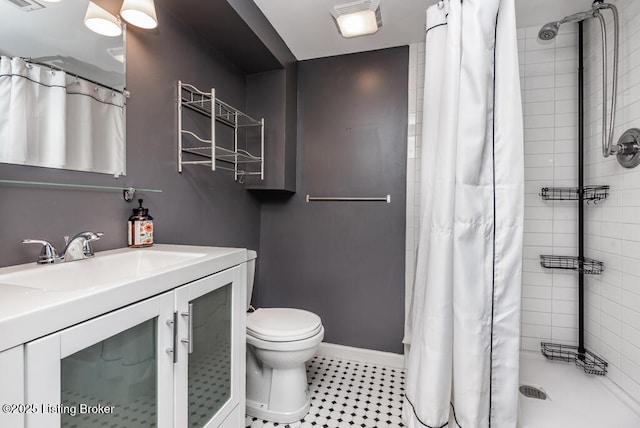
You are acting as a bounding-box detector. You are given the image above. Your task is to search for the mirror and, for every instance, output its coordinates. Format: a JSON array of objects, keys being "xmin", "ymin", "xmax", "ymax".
[
  {"xmin": 0, "ymin": 0, "xmax": 126, "ymax": 176},
  {"xmin": 0, "ymin": 0, "xmax": 125, "ymax": 90}
]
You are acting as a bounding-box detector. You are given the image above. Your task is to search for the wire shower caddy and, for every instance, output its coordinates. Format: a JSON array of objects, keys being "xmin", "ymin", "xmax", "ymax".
[
  {"xmin": 539, "ymin": 255, "xmax": 603, "ymax": 275},
  {"xmin": 535, "ymin": 23, "xmax": 610, "ymax": 376},
  {"xmin": 541, "ymin": 342, "xmax": 608, "ymax": 376},
  {"xmin": 539, "ymin": 185, "xmax": 609, "ymax": 203}
]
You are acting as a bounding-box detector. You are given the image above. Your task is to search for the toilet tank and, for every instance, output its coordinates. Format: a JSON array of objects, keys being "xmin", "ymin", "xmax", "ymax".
[{"xmin": 246, "ymin": 250, "xmax": 257, "ymax": 310}]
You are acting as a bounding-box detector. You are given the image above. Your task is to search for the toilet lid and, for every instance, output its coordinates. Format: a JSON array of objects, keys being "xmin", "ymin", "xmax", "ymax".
[{"xmin": 247, "ymin": 308, "xmax": 322, "ymax": 342}]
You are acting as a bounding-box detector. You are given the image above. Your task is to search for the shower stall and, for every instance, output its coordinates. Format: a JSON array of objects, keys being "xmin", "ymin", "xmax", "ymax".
[
  {"xmin": 515, "ymin": 0, "xmax": 640, "ymax": 424},
  {"xmin": 404, "ymin": 0, "xmax": 640, "ymax": 426}
]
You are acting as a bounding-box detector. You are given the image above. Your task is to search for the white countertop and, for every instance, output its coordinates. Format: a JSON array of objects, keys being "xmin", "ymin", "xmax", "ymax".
[{"xmin": 0, "ymin": 244, "xmax": 247, "ymax": 353}]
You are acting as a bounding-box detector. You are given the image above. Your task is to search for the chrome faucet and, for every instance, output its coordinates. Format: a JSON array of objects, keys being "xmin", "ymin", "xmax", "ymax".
[
  {"xmin": 61, "ymin": 231, "xmax": 104, "ymax": 262},
  {"xmin": 22, "ymin": 231, "xmax": 104, "ymax": 264}
]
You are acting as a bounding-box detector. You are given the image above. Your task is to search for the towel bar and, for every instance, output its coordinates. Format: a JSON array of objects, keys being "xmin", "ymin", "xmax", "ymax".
[{"xmin": 305, "ymin": 195, "xmax": 391, "ymax": 203}]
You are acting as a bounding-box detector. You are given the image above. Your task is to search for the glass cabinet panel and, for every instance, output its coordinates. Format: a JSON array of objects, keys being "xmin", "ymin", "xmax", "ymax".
[
  {"xmin": 60, "ymin": 318, "xmax": 158, "ymax": 428},
  {"xmin": 188, "ymin": 284, "xmax": 232, "ymax": 427},
  {"xmin": 174, "ymin": 265, "xmax": 243, "ymax": 428}
]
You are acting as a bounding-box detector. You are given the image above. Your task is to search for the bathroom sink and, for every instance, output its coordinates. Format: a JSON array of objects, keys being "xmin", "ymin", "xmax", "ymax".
[{"xmin": 0, "ymin": 249, "xmax": 207, "ymax": 292}]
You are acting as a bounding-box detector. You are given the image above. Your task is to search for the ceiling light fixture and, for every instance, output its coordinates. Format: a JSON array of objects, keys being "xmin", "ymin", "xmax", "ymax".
[
  {"xmin": 84, "ymin": 1, "xmax": 122, "ymax": 37},
  {"xmin": 120, "ymin": 0, "xmax": 158, "ymax": 30},
  {"xmin": 330, "ymin": 0, "xmax": 382, "ymax": 38},
  {"xmin": 84, "ymin": 0, "xmax": 158, "ymax": 37}
]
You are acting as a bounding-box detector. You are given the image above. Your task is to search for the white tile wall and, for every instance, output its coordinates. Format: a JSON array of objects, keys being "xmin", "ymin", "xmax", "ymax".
[
  {"xmin": 519, "ymin": 22, "xmax": 581, "ymax": 356},
  {"xmin": 580, "ymin": 0, "xmax": 640, "ymax": 398},
  {"xmin": 405, "ymin": 41, "xmax": 425, "ymax": 346}
]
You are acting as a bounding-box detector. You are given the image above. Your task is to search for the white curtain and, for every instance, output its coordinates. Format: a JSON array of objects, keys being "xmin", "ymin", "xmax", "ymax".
[
  {"xmin": 0, "ymin": 56, "xmax": 67, "ymax": 167},
  {"xmin": 66, "ymin": 76, "xmax": 126, "ymax": 175},
  {"xmin": 0, "ymin": 56, "xmax": 126, "ymax": 175},
  {"xmin": 403, "ymin": 0, "xmax": 523, "ymax": 427}
]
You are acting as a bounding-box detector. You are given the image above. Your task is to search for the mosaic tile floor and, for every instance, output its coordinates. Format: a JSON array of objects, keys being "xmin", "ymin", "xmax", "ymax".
[
  {"xmin": 62, "ymin": 389, "xmax": 155, "ymax": 428},
  {"xmin": 245, "ymin": 355, "xmax": 406, "ymax": 428},
  {"xmin": 61, "ymin": 345, "xmax": 230, "ymax": 428},
  {"xmin": 188, "ymin": 343, "xmax": 232, "ymax": 427}
]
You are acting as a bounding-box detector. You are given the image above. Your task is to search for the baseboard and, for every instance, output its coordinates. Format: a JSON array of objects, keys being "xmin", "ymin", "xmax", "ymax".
[{"xmin": 316, "ymin": 342, "xmax": 405, "ymax": 369}]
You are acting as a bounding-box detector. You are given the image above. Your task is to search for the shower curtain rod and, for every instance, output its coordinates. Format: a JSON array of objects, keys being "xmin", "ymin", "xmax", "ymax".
[{"xmin": 10, "ymin": 57, "xmax": 130, "ymax": 98}]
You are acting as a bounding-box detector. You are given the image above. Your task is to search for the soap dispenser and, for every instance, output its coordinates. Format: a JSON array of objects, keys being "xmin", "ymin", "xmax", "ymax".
[{"xmin": 128, "ymin": 199, "xmax": 154, "ymax": 247}]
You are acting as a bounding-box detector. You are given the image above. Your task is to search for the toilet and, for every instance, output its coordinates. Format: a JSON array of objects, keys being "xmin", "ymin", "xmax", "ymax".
[{"xmin": 245, "ymin": 250, "xmax": 324, "ymax": 424}]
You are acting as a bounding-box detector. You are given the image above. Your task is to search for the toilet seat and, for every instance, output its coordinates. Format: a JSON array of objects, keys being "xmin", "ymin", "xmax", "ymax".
[{"xmin": 247, "ymin": 308, "xmax": 322, "ymax": 342}]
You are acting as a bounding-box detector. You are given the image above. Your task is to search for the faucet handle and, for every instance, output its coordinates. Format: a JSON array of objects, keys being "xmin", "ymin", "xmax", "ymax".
[
  {"xmin": 89, "ymin": 231, "xmax": 104, "ymax": 240},
  {"xmin": 22, "ymin": 239, "xmax": 60, "ymax": 264},
  {"xmin": 76, "ymin": 231, "xmax": 104, "ymax": 257},
  {"xmin": 70, "ymin": 231, "xmax": 103, "ymax": 241},
  {"xmin": 62, "ymin": 231, "xmax": 103, "ymax": 246}
]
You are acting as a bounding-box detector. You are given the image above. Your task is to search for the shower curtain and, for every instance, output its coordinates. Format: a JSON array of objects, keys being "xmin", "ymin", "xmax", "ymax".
[
  {"xmin": 0, "ymin": 56, "xmax": 126, "ymax": 175},
  {"xmin": 0, "ymin": 56, "xmax": 67, "ymax": 167},
  {"xmin": 65, "ymin": 76, "xmax": 126, "ymax": 175},
  {"xmin": 403, "ymin": 0, "xmax": 523, "ymax": 427}
]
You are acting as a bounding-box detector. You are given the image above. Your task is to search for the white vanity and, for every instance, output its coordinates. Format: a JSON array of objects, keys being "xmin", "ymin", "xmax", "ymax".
[{"xmin": 0, "ymin": 245, "xmax": 248, "ymax": 428}]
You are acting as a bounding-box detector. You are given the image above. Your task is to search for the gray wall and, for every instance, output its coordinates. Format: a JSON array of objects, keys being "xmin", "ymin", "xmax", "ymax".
[
  {"xmin": 256, "ymin": 47, "xmax": 408, "ymax": 354},
  {"xmin": 0, "ymin": 1, "xmax": 260, "ymax": 267},
  {"xmin": 0, "ymin": 5, "xmax": 408, "ymax": 355}
]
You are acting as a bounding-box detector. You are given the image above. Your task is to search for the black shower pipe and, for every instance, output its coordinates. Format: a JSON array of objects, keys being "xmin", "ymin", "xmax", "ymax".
[{"xmin": 578, "ymin": 22, "xmax": 585, "ymax": 356}]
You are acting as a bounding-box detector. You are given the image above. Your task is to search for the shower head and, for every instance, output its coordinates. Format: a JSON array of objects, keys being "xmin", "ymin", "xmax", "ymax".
[
  {"xmin": 538, "ymin": 22, "xmax": 560, "ymax": 40},
  {"xmin": 537, "ymin": 7, "xmax": 600, "ymax": 40}
]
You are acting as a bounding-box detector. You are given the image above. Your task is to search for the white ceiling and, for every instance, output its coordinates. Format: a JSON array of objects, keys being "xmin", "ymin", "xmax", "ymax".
[{"xmin": 253, "ymin": 0, "xmax": 594, "ymax": 61}]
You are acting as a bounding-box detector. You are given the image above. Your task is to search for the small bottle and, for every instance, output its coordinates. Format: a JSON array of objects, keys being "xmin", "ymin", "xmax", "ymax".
[{"xmin": 128, "ymin": 199, "xmax": 154, "ymax": 247}]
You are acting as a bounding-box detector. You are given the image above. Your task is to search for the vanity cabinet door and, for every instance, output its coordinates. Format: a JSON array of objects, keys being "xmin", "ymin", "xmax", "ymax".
[
  {"xmin": 0, "ymin": 345, "xmax": 25, "ymax": 428},
  {"xmin": 24, "ymin": 292, "xmax": 175, "ymax": 428},
  {"xmin": 174, "ymin": 265, "xmax": 246, "ymax": 428}
]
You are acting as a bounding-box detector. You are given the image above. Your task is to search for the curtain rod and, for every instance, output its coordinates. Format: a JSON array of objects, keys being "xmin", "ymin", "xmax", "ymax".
[{"xmin": 9, "ymin": 56, "xmax": 130, "ymax": 98}]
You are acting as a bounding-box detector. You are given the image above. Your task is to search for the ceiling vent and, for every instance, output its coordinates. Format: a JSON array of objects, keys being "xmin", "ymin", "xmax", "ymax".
[
  {"xmin": 4, "ymin": 0, "xmax": 45, "ymax": 12},
  {"xmin": 330, "ymin": 0, "xmax": 382, "ymax": 38}
]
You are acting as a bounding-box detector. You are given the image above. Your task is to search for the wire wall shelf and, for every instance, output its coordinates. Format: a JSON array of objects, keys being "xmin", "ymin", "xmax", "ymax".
[
  {"xmin": 177, "ymin": 81, "xmax": 264, "ymax": 181},
  {"xmin": 179, "ymin": 83, "xmax": 262, "ymax": 128},
  {"xmin": 539, "ymin": 185, "xmax": 609, "ymax": 202},
  {"xmin": 539, "ymin": 255, "xmax": 603, "ymax": 275},
  {"xmin": 541, "ymin": 342, "xmax": 608, "ymax": 376}
]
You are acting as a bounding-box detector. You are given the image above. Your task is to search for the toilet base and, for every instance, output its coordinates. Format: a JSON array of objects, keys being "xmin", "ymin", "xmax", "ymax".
[
  {"xmin": 245, "ymin": 353, "xmax": 312, "ymax": 424},
  {"xmin": 246, "ymin": 396, "xmax": 310, "ymax": 424}
]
